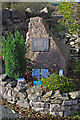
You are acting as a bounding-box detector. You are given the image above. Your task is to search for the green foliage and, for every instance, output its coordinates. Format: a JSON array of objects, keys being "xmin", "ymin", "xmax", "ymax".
[
  {"xmin": 73, "ymin": 59, "xmax": 80, "ymax": 77},
  {"xmin": 2, "ymin": 31, "xmax": 26, "ymax": 79},
  {"xmin": 69, "ymin": 110, "xmax": 80, "ymax": 118},
  {"xmin": 40, "ymin": 72, "xmax": 77, "ymax": 93},
  {"xmin": 58, "ymin": 2, "xmax": 80, "ymax": 34}
]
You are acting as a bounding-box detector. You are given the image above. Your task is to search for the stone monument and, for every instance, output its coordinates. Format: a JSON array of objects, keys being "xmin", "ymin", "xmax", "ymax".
[{"xmin": 25, "ymin": 17, "xmax": 70, "ymax": 75}]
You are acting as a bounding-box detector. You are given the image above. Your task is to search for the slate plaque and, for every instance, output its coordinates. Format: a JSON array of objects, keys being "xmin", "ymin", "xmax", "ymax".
[{"xmin": 31, "ymin": 38, "xmax": 49, "ymax": 51}]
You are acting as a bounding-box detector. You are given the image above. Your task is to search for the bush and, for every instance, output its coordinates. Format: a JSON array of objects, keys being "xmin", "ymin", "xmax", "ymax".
[
  {"xmin": 2, "ymin": 31, "xmax": 26, "ymax": 79},
  {"xmin": 73, "ymin": 59, "xmax": 80, "ymax": 78},
  {"xmin": 40, "ymin": 72, "xmax": 77, "ymax": 93}
]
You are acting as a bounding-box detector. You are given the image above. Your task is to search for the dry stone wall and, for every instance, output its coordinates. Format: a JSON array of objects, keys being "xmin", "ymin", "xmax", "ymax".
[{"xmin": 0, "ymin": 74, "xmax": 80, "ymax": 117}]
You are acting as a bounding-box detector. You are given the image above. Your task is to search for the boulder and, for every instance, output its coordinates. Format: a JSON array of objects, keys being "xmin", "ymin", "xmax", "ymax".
[{"xmin": 25, "ymin": 17, "xmax": 70, "ymax": 75}]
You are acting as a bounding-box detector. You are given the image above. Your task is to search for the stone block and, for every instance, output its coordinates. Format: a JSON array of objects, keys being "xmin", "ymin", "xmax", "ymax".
[
  {"xmin": 69, "ymin": 91, "xmax": 80, "ymax": 99},
  {"xmin": 32, "ymin": 107, "xmax": 44, "ymax": 112},
  {"xmin": 27, "ymin": 94, "xmax": 38, "ymax": 101},
  {"xmin": 71, "ymin": 104, "xmax": 79, "ymax": 110},
  {"xmin": 31, "ymin": 101, "xmax": 44, "ymax": 108},
  {"xmin": 50, "ymin": 104, "xmax": 60, "ymax": 112},
  {"xmin": 62, "ymin": 100, "xmax": 72, "ymax": 106},
  {"xmin": 16, "ymin": 99, "xmax": 30, "ymax": 109},
  {"xmin": 64, "ymin": 110, "xmax": 72, "ymax": 117},
  {"xmin": 71, "ymin": 100, "xmax": 77, "ymax": 105},
  {"xmin": 2, "ymin": 8, "xmax": 10, "ymax": 20},
  {"xmin": 0, "ymin": 74, "xmax": 7, "ymax": 81},
  {"xmin": 50, "ymin": 111, "xmax": 63, "ymax": 117},
  {"xmin": 43, "ymin": 91, "xmax": 53, "ymax": 98},
  {"xmin": 11, "ymin": 9, "xmax": 26, "ymax": 19}
]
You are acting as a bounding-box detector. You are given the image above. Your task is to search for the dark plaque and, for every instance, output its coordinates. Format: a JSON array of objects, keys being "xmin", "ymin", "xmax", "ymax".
[{"xmin": 31, "ymin": 38, "xmax": 49, "ymax": 51}]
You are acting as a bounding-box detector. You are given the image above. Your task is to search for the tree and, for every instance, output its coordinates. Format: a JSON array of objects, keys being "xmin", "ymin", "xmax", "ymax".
[
  {"xmin": 2, "ymin": 31, "xmax": 26, "ymax": 79},
  {"xmin": 58, "ymin": 2, "xmax": 80, "ymax": 34}
]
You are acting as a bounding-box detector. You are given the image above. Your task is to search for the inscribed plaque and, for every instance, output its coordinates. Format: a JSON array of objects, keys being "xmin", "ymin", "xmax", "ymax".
[{"xmin": 31, "ymin": 38, "xmax": 49, "ymax": 51}]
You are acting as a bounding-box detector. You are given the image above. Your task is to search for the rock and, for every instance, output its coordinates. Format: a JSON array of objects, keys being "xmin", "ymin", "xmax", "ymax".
[
  {"xmin": 27, "ymin": 94, "xmax": 38, "ymax": 101},
  {"xmin": 16, "ymin": 99, "xmax": 30, "ymax": 109},
  {"xmin": 51, "ymin": 111, "xmax": 63, "ymax": 117},
  {"xmin": 70, "ymin": 42, "xmax": 74, "ymax": 45},
  {"xmin": 12, "ymin": 96, "xmax": 18, "ymax": 102},
  {"xmin": 12, "ymin": 90, "xmax": 18, "ymax": 97},
  {"xmin": 73, "ymin": 33, "xmax": 78, "ymax": 38},
  {"xmin": 50, "ymin": 90, "xmax": 61, "ymax": 99},
  {"xmin": 11, "ymin": 9, "xmax": 26, "ymax": 19},
  {"xmin": 7, "ymin": 89, "xmax": 13, "ymax": 97},
  {"xmin": 64, "ymin": 106, "xmax": 71, "ymax": 111},
  {"xmin": 14, "ymin": 83, "xmax": 25, "ymax": 92},
  {"xmin": 62, "ymin": 100, "xmax": 72, "ymax": 106},
  {"xmin": 43, "ymin": 91, "xmax": 53, "ymax": 98},
  {"xmin": 62, "ymin": 93, "xmax": 68, "ymax": 97},
  {"xmin": 41, "ymin": 97, "xmax": 51, "ymax": 102},
  {"xmin": 5, "ymin": 19, "xmax": 13, "ymax": 26},
  {"xmin": 51, "ymin": 99, "xmax": 62, "ymax": 104},
  {"xmin": 71, "ymin": 104, "xmax": 78, "ymax": 110},
  {"xmin": 2, "ymin": 8, "xmax": 10, "ymax": 20},
  {"xmin": 71, "ymin": 100, "xmax": 77, "ymax": 105},
  {"xmin": 64, "ymin": 110, "xmax": 72, "ymax": 117},
  {"xmin": 26, "ymin": 8, "xmax": 37, "ymax": 17},
  {"xmin": 62, "ymin": 38, "xmax": 68, "ymax": 44},
  {"xmin": 40, "ymin": 7, "xmax": 49, "ymax": 13},
  {"xmin": 24, "ymin": 83, "xmax": 30, "ymax": 88},
  {"xmin": 55, "ymin": 90, "xmax": 60, "ymax": 95},
  {"xmin": 26, "ymin": 86, "xmax": 43, "ymax": 95},
  {"xmin": 65, "ymin": 33, "xmax": 71, "ymax": 38},
  {"xmin": 25, "ymin": 17, "xmax": 70, "ymax": 75},
  {"xmin": 30, "ymin": 101, "xmax": 44, "ymax": 108},
  {"xmin": 7, "ymin": 100, "xmax": 15, "ymax": 104},
  {"xmin": 0, "ymin": 78, "xmax": 11, "ymax": 87},
  {"xmin": 19, "ymin": 92, "xmax": 27, "ymax": 99},
  {"xmin": 0, "ymin": 87, "xmax": 6, "ymax": 94},
  {"xmin": 0, "ymin": 74, "xmax": 7, "ymax": 81},
  {"xmin": 69, "ymin": 91, "xmax": 80, "ymax": 99},
  {"xmin": 6, "ymin": 80, "xmax": 17, "ymax": 87},
  {"xmin": 59, "ymin": 31, "xmax": 65, "ymax": 38},
  {"xmin": 32, "ymin": 107, "xmax": 44, "ymax": 112}
]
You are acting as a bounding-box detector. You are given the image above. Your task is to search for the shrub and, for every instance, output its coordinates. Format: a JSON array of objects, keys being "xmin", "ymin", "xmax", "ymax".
[
  {"xmin": 39, "ymin": 72, "xmax": 77, "ymax": 93},
  {"xmin": 2, "ymin": 31, "xmax": 26, "ymax": 79},
  {"xmin": 73, "ymin": 59, "xmax": 80, "ymax": 78}
]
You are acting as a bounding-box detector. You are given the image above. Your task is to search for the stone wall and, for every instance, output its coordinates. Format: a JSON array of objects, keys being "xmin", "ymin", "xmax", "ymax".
[
  {"xmin": 2, "ymin": 8, "xmax": 80, "ymax": 61},
  {"xmin": 0, "ymin": 74, "xmax": 80, "ymax": 117}
]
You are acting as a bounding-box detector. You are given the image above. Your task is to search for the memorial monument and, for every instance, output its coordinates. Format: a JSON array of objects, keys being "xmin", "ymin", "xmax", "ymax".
[{"xmin": 25, "ymin": 17, "xmax": 70, "ymax": 75}]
